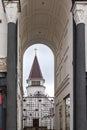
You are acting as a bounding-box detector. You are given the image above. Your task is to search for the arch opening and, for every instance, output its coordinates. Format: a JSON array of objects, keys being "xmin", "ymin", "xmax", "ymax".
[
  {"xmin": 18, "ymin": 0, "xmax": 73, "ymax": 130},
  {"xmin": 23, "ymin": 43, "xmax": 55, "ymax": 129},
  {"xmin": 23, "ymin": 43, "xmax": 54, "ymax": 97}
]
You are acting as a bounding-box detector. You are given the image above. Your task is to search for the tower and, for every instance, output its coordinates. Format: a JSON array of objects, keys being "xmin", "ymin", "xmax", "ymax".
[
  {"xmin": 23, "ymin": 51, "xmax": 54, "ymax": 129},
  {"xmin": 26, "ymin": 52, "xmax": 45, "ymax": 96}
]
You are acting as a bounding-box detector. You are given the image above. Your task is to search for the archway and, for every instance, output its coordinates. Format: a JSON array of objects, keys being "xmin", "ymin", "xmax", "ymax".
[
  {"xmin": 23, "ymin": 43, "xmax": 54, "ymax": 97},
  {"xmin": 23, "ymin": 43, "xmax": 54, "ymax": 129},
  {"xmin": 18, "ymin": 0, "xmax": 73, "ymax": 130},
  {"xmin": 1, "ymin": 0, "xmax": 87, "ymax": 130}
]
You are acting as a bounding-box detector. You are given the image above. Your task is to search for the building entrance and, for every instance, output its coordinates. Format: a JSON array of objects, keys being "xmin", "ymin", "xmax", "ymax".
[{"xmin": 33, "ymin": 119, "xmax": 39, "ymax": 128}]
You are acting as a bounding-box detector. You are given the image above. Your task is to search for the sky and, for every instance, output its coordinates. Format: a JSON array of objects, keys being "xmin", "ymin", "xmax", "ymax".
[{"xmin": 23, "ymin": 44, "xmax": 54, "ymax": 97}]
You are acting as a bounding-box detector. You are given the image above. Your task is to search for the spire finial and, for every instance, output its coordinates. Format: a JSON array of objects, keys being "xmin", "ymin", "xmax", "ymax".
[{"xmin": 34, "ymin": 48, "xmax": 37, "ymax": 56}]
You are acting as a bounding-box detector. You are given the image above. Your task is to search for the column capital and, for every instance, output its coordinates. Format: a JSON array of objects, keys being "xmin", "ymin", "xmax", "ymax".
[
  {"xmin": 72, "ymin": 2, "xmax": 87, "ymax": 25},
  {"xmin": 4, "ymin": 1, "xmax": 20, "ymax": 23}
]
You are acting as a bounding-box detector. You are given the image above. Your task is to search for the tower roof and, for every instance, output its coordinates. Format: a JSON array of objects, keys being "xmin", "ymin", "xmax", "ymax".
[{"xmin": 28, "ymin": 55, "xmax": 43, "ymax": 80}]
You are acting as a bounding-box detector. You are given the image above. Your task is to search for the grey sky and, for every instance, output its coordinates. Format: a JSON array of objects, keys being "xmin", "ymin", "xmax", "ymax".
[{"xmin": 23, "ymin": 44, "xmax": 54, "ymax": 97}]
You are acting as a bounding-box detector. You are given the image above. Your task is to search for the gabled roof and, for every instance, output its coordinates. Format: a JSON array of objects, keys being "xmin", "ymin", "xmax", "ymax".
[{"xmin": 28, "ymin": 55, "xmax": 43, "ymax": 80}]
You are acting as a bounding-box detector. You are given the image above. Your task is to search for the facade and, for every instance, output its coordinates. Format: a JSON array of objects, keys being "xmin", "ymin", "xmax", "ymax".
[
  {"xmin": 23, "ymin": 54, "xmax": 54, "ymax": 130},
  {"xmin": 0, "ymin": 0, "xmax": 87, "ymax": 130}
]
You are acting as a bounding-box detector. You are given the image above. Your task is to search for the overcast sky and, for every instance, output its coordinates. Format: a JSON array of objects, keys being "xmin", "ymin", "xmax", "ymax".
[{"xmin": 23, "ymin": 44, "xmax": 54, "ymax": 97}]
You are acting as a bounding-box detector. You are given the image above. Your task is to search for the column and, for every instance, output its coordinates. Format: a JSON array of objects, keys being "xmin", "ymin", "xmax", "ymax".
[
  {"xmin": 4, "ymin": 2, "xmax": 18, "ymax": 130},
  {"xmin": 72, "ymin": 2, "xmax": 87, "ymax": 130},
  {"xmin": 7, "ymin": 22, "xmax": 17, "ymax": 130}
]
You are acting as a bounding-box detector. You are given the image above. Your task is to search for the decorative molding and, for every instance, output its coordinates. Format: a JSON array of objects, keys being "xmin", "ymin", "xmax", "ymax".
[
  {"xmin": 72, "ymin": 2, "xmax": 87, "ymax": 25},
  {"xmin": 55, "ymin": 74, "xmax": 70, "ymax": 97},
  {"xmin": 0, "ymin": 57, "xmax": 7, "ymax": 72}
]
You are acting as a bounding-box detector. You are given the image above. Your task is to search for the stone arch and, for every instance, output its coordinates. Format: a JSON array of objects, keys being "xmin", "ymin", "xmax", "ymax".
[
  {"xmin": 19, "ymin": 0, "xmax": 72, "ymax": 54},
  {"xmin": 23, "ymin": 42, "xmax": 55, "ymax": 97},
  {"xmin": 22, "ymin": 39, "xmax": 56, "ymax": 57},
  {"xmin": 18, "ymin": 0, "xmax": 73, "ymax": 130}
]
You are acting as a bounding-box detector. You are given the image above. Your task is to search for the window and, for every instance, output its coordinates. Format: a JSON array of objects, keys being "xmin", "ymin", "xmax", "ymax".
[{"xmin": 32, "ymin": 81, "xmax": 40, "ymax": 86}]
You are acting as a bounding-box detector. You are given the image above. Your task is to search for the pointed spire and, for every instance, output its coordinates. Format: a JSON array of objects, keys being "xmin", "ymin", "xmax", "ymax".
[{"xmin": 28, "ymin": 52, "xmax": 43, "ymax": 80}]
